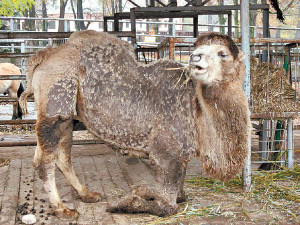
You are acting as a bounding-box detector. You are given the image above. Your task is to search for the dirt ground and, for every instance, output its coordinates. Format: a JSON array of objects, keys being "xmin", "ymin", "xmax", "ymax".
[{"xmin": 0, "ymin": 126, "xmax": 299, "ymax": 225}]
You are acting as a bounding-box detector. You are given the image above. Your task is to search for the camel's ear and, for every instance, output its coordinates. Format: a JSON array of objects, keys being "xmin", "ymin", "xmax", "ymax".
[{"xmin": 238, "ymin": 51, "xmax": 245, "ymax": 61}]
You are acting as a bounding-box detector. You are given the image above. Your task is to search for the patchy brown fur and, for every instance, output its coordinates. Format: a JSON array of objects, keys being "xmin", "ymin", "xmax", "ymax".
[
  {"xmin": 195, "ymin": 32, "xmax": 240, "ymax": 60},
  {"xmin": 20, "ymin": 31, "xmax": 250, "ymax": 220}
]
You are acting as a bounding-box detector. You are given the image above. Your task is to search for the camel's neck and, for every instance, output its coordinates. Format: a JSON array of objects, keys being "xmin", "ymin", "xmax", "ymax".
[
  {"xmin": 194, "ymin": 81, "xmax": 233, "ymax": 111},
  {"xmin": 193, "ymin": 79, "xmax": 251, "ymax": 181}
]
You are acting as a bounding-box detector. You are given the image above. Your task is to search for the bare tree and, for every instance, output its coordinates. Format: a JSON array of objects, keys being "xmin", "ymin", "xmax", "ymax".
[
  {"xmin": 233, "ymin": 0, "xmax": 239, "ymax": 37},
  {"xmin": 24, "ymin": 4, "xmax": 36, "ymax": 31},
  {"xmin": 296, "ymin": 5, "xmax": 300, "ymax": 38},
  {"xmin": 42, "ymin": 0, "xmax": 48, "ymax": 31},
  {"xmin": 77, "ymin": 0, "xmax": 87, "ymax": 30},
  {"xmin": 250, "ymin": 0, "xmax": 258, "ymax": 38},
  {"xmin": 58, "ymin": 0, "xmax": 69, "ymax": 32},
  {"xmin": 217, "ymin": 0, "xmax": 226, "ymax": 34}
]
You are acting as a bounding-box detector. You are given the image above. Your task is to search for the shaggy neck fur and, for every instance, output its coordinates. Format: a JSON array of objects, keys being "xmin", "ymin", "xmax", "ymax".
[{"xmin": 193, "ymin": 76, "xmax": 250, "ymax": 181}]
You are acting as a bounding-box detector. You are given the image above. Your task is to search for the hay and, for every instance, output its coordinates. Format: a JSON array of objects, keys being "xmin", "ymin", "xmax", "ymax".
[
  {"xmin": 148, "ymin": 165, "xmax": 300, "ymax": 224},
  {"xmin": 251, "ymin": 58, "xmax": 300, "ymax": 113},
  {"xmin": 0, "ymin": 158, "xmax": 10, "ymax": 167}
]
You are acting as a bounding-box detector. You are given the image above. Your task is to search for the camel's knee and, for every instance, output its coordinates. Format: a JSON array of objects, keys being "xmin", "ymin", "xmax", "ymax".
[{"xmin": 36, "ymin": 116, "xmax": 73, "ymax": 152}]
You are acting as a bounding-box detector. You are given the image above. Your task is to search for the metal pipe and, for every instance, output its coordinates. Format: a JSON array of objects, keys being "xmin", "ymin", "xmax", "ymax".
[
  {"xmin": 193, "ymin": 16, "xmax": 198, "ymax": 38},
  {"xmin": 227, "ymin": 12, "xmax": 232, "ymax": 37},
  {"xmin": 287, "ymin": 118, "xmax": 294, "ymax": 169},
  {"xmin": 10, "ymin": 18, "xmax": 14, "ymax": 31},
  {"xmin": 130, "ymin": 8, "xmax": 137, "ymax": 47},
  {"xmin": 241, "ymin": 0, "xmax": 251, "ymax": 192}
]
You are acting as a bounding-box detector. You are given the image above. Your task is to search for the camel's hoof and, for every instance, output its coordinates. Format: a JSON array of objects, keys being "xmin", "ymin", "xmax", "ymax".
[
  {"xmin": 106, "ymin": 195, "xmax": 178, "ymax": 217},
  {"xmin": 177, "ymin": 191, "xmax": 187, "ymax": 203},
  {"xmin": 106, "ymin": 195, "xmax": 143, "ymax": 214},
  {"xmin": 55, "ymin": 208, "xmax": 79, "ymax": 220},
  {"xmin": 81, "ymin": 191, "xmax": 102, "ymax": 203}
]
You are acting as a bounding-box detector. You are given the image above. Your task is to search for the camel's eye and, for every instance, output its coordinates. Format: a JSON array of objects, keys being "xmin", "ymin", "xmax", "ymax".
[
  {"xmin": 218, "ymin": 51, "xmax": 228, "ymax": 59},
  {"xmin": 190, "ymin": 54, "xmax": 201, "ymax": 63}
]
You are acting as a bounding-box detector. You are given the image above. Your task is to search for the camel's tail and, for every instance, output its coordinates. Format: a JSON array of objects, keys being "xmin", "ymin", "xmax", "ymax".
[
  {"xmin": 19, "ymin": 90, "xmax": 32, "ymax": 115},
  {"xmin": 19, "ymin": 60, "xmax": 35, "ymax": 115}
]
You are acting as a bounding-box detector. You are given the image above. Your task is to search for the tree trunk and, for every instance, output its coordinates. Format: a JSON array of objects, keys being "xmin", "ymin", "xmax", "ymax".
[
  {"xmin": 24, "ymin": 5, "xmax": 36, "ymax": 31},
  {"xmin": 249, "ymin": 0, "xmax": 257, "ymax": 38},
  {"xmin": 58, "ymin": 0, "xmax": 69, "ymax": 32},
  {"xmin": 70, "ymin": 0, "xmax": 80, "ymax": 30},
  {"xmin": 233, "ymin": 0, "xmax": 239, "ymax": 37},
  {"xmin": 119, "ymin": 0, "xmax": 122, "ymax": 12},
  {"xmin": 217, "ymin": 0, "xmax": 226, "ymax": 34},
  {"xmin": 77, "ymin": 0, "xmax": 86, "ymax": 30},
  {"xmin": 111, "ymin": 0, "xmax": 115, "ymax": 15},
  {"xmin": 296, "ymin": 6, "xmax": 300, "ymax": 38},
  {"xmin": 42, "ymin": 0, "xmax": 48, "ymax": 31}
]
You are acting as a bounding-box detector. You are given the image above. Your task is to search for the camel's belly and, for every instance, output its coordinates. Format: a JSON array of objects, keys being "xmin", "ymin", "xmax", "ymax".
[
  {"xmin": 80, "ymin": 99, "xmax": 153, "ymax": 153},
  {"xmin": 0, "ymin": 81, "xmax": 11, "ymax": 94}
]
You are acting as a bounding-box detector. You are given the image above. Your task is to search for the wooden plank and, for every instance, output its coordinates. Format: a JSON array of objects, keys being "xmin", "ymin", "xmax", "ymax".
[
  {"xmin": 0, "ymin": 31, "xmax": 135, "ymax": 39},
  {"xmin": 54, "ymin": 167, "xmax": 77, "ymax": 224},
  {"xmin": 115, "ymin": 153, "xmax": 156, "ymax": 187},
  {"xmin": 0, "ymin": 120, "xmax": 36, "ymax": 126},
  {"xmin": 16, "ymin": 157, "xmax": 35, "ymax": 223},
  {"xmin": 0, "ymin": 164, "xmax": 9, "ymax": 213},
  {"xmin": 0, "ymin": 75, "xmax": 26, "ymax": 80},
  {"xmin": 0, "ymin": 32, "xmax": 73, "ymax": 39},
  {"xmin": 32, "ymin": 169, "xmax": 61, "ymax": 224},
  {"xmin": 75, "ymin": 156, "xmax": 115, "ymax": 224},
  {"xmin": 0, "ymin": 146, "xmax": 35, "ymax": 159},
  {"xmin": 0, "ymin": 159, "xmax": 21, "ymax": 225},
  {"xmin": 72, "ymin": 156, "xmax": 96, "ymax": 224},
  {"xmin": 93, "ymin": 156, "xmax": 130, "ymax": 224},
  {"xmin": 0, "ymin": 97, "xmax": 34, "ymax": 102},
  {"xmin": 251, "ymin": 112, "xmax": 300, "ymax": 119},
  {"xmin": 0, "ymin": 52, "xmax": 33, "ymax": 58},
  {"xmin": 0, "ymin": 144, "xmax": 111, "ymax": 159},
  {"xmin": 103, "ymin": 154, "xmax": 131, "ymax": 193},
  {"xmin": 0, "ymin": 139, "xmax": 103, "ymax": 147},
  {"xmin": 133, "ymin": 4, "xmax": 269, "ymax": 12}
]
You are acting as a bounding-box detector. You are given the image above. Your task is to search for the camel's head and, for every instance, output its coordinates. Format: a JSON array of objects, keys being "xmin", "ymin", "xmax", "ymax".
[{"xmin": 189, "ymin": 32, "xmax": 245, "ymax": 85}]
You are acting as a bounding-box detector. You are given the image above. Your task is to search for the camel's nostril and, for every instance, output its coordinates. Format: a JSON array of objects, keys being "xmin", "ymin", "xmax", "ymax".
[{"xmin": 190, "ymin": 54, "xmax": 201, "ymax": 63}]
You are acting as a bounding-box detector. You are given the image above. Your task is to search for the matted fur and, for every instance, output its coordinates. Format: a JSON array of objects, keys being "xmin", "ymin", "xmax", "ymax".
[{"xmin": 20, "ymin": 30, "xmax": 250, "ymax": 219}]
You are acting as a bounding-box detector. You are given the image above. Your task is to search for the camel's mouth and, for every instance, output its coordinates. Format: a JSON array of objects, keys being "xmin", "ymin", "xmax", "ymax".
[{"xmin": 194, "ymin": 65, "xmax": 207, "ymax": 74}]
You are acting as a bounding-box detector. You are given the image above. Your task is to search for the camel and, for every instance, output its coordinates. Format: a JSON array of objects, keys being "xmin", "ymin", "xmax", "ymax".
[
  {"xmin": 0, "ymin": 63, "xmax": 24, "ymax": 120},
  {"xmin": 20, "ymin": 30, "xmax": 251, "ymax": 220}
]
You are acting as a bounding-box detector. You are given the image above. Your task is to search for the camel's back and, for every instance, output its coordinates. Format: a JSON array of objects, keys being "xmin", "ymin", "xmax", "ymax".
[
  {"xmin": 78, "ymin": 35, "xmax": 197, "ymax": 158},
  {"xmin": 0, "ymin": 63, "xmax": 21, "ymax": 75}
]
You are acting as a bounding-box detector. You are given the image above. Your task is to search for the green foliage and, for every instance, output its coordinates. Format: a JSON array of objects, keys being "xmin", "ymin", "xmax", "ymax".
[{"xmin": 0, "ymin": 0, "xmax": 35, "ymax": 16}]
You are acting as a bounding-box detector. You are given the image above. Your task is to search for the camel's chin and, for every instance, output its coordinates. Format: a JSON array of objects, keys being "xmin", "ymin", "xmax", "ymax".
[
  {"xmin": 192, "ymin": 70, "xmax": 210, "ymax": 82},
  {"xmin": 194, "ymin": 68, "xmax": 207, "ymax": 75}
]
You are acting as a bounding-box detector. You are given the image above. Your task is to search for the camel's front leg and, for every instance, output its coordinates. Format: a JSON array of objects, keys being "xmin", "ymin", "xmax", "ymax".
[{"xmin": 107, "ymin": 149, "xmax": 186, "ymax": 217}]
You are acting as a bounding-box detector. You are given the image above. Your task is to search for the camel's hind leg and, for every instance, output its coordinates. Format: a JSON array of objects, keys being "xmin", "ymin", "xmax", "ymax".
[
  {"xmin": 35, "ymin": 117, "xmax": 101, "ymax": 219},
  {"xmin": 55, "ymin": 120, "xmax": 102, "ymax": 204},
  {"xmin": 8, "ymin": 87, "xmax": 18, "ymax": 120}
]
